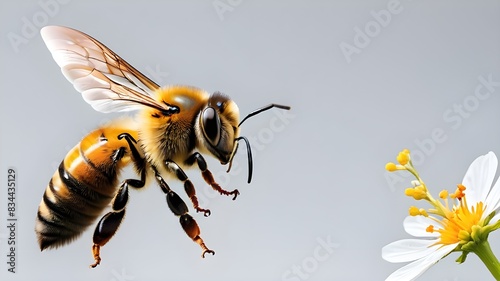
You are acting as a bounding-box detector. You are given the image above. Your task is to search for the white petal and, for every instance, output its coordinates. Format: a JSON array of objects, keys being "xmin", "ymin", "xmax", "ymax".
[
  {"xmin": 485, "ymin": 176, "xmax": 500, "ymax": 218},
  {"xmin": 403, "ymin": 216, "xmax": 439, "ymax": 238},
  {"xmin": 382, "ymin": 239, "xmax": 438, "ymax": 263},
  {"xmin": 462, "ymin": 152, "xmax": 497, "ymax": 205},
  {"xmin": 385, "ymin": 244, "xmax": 456, "ymax": 281}
]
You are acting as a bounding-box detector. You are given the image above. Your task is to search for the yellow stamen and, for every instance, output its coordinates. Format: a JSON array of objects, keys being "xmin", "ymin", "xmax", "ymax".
[
  {"xmin": 385, "ymin": 162, "xmax": 398, "ymax": 172},
  {"xmin": 405, "ymin": 188, "xmax": 415, "ymax": 197},
  {"xmin": 439, "ymin": 190, "xmax": 448, "ymax": 199},
  {"xmin": 420, "ymin": 209, "xmax": 428, "ymax": 217},
  {"xmin": 408, "ymin": 206, "xmax": 429, "ymax": 217},
  {"xmin": 409, "ymin": 206, "xmax": 420, "ymax": 216},
  {"xmin": 397, "ymin": 149, "xmax": 410, "ymax": 165},
  {"xmin": 405, "ymin": 186, "xmax": 427, "ymax": 200},
  {"xmin": 415, "ymin": 184, "xmax": 426, "ymax": 192},
  {"xmin": 426, "ymin": 225, "xmax": 434, "ymax": 233},
  {"xmin": 434, "ymin": 193, "xmax": 486, "ymax": 245},
  {"xmin": 451, "ymin": 184, "xmax": 466, "ymax": 200}
]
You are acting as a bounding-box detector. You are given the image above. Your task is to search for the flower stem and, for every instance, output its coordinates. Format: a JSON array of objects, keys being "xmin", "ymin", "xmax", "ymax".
[{"xmin": 473, "ymin": 240, "xmax": 500, "ymax": 279}]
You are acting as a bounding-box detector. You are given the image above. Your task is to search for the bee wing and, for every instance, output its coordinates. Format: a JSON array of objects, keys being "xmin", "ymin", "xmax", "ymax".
[{"xmin": 40, "ymin": 25, "xmax": 169, "ymax": 113}]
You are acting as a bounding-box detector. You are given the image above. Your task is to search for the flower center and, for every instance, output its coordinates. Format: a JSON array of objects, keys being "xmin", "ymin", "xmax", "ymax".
[{"xmin": 426, "ymin": 185, "xmax": 486, "ymax": 245}]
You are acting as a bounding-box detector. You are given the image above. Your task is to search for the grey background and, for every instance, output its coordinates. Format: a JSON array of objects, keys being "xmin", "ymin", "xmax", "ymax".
[{"xmin": 1, "ymin": 0, "xmax": 500, "ymax": 280}]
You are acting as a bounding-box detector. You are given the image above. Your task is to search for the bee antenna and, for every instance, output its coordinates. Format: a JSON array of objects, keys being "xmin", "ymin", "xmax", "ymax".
[
  {"xmin": 238, "ymin": 136, "xmax": 253, "ymax": 183},
  {"xmin": 226, "ymin": 136, "xmax": 253, "ymax": 184},
  {"xmin": 238, "ymin": 104, "xmax": 291, "ymax": 127},
  {"xmin": 226, "ymin": 141, "xmax": 239, "ymax": 174},
  {"xmin": 231, "ymin": 103, "xmax": 290, "ymax": 183}
]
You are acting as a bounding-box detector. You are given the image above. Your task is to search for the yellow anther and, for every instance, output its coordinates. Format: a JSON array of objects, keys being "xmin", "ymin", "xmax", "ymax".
[
  {"xmin": 451, "ymin": 185, "xmax": 466, "ymax": 200},
  {"xmin": 426, "ymin": 225, "xmax": 435, "ymax": 233},
  {"xmin": 407, "ymin": 207, "xmax": 428, "ymax": 217},
  {"xmin": 415, "ymin": 185, "xmax": 426, "ymax": 192},
  {"xmin": 409, "ymin": 188, "xmax": 427, "ymax": 200},
  {"xmin": 415, "ymin": 193, "xmax": 427, "ymax": 200},
  {"xmin": 385, "ymin": 162, "xmax": 398, "ymax": 172},
  {"xmin": 439, "ymin": 190, "xmax": 449, "ymax": 199},
  {"xmin": 397, "ymin": 149, "xmax": 410, "ymax": 165},
  {"xmin": 405, "ymin": 188, "xmax": 415, "ymax": 197},
  {"xmin": 409, "ymin": 206, "xmax": 420, "ymax": 216},
  {"xmin": 419, "ymin": 209, "xmax": 428, "ymax": 217}
]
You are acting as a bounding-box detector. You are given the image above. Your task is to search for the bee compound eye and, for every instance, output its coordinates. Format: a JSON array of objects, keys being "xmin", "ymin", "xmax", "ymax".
[{"xmin": 201, "ymin": 107, "xmax": 221, "ymax": 146}]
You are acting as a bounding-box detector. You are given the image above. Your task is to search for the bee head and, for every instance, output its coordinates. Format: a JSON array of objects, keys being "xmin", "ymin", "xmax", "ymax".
[
  {"xmin": 198, "ymin": 92, "xmax": 240, "ymax": 164},
  {"xmin": 199, "ymin": 92, "xmax": 290, "ymax": 184}
]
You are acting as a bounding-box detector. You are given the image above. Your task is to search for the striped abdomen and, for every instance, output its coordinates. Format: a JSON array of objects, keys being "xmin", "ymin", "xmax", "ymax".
[{"xmin": 35, "ymin": 123, "xmax": 138, "ymax": 250}]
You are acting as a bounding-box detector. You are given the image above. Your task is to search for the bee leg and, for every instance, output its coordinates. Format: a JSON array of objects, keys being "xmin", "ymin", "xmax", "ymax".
[
  {"xmin": 152, "ymin": 166, "xmax": 215, "ymax": 258},
  {"xmin": 164, "ymin": 160, "xmax": 211, "ymax": 217},
  {"xmin": 186, "ymin": 152, "xmax": 240, "ymax": 200},
  {"xmin": 90, "ymin": 173, "xmax": 146, "ymax": 268},
  {"xmin": 89, "ymin": 132, "xmax": 148, "ymax": 268}
]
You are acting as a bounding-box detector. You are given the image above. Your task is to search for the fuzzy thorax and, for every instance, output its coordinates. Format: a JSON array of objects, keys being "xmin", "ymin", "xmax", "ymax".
[{"xmin": 138, "ymin": 86, "xmax": 209, "ymax": 168}]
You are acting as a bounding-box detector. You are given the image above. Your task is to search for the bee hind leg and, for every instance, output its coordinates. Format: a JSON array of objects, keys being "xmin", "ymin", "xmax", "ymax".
[
  {"xmin": 90, "ymin": 132, "xmax": 148, "ymax": 267},
  {"xmin": 152, "ymin": 166, "xmax": 215, "ymax": 258},
  {"xmin": 90, "ymin": 175, "xmax": 146, "ymax": 268}
]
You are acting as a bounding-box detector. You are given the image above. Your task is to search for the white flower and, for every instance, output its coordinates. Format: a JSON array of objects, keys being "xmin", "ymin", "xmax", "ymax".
[{"xmin": 382, "ymin": 151, "xmax": 500, "ymax": 281}]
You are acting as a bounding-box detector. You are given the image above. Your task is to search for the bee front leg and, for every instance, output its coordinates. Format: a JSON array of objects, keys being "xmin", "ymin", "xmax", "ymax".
[
  {"xmin": 151, "ymin": 166, "xmax": 215, "ymax": 258},
  {"xmin": 186, "ymin": 152, "xmax": 239, "ymax": 200},
  {"xmin": 164, "ymin": 160, "xmax": 211, "ymax": 216},
  {"xmin": 90, "ymin": 174, "xmax": 146, "ymax": 268}
]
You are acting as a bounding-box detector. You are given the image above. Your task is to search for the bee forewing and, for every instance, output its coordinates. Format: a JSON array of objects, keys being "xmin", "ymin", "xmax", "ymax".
[{"xmin": 40, "ymin": 26, "xmax": 169, "ymax": 113}]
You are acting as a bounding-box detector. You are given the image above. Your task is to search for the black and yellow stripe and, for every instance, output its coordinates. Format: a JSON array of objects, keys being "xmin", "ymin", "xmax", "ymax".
[{"xmin": 35, "ymin": 121, "xmax": 138, "ymax": 250}]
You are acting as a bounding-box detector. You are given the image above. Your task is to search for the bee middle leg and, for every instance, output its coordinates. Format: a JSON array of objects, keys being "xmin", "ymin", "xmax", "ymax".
[
  {"xmin": 152, "ymin": 166, "xmax": 215, "ymax": 258},
  {"xmin": 164, "ymin": 159, "xmax": 211, "ymax": 216}
]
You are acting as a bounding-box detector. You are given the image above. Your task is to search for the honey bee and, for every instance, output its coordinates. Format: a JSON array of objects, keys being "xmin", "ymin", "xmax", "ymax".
[{"xmin": 36, "ymin": 25, "xmax": 290, "ymax": 268}]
